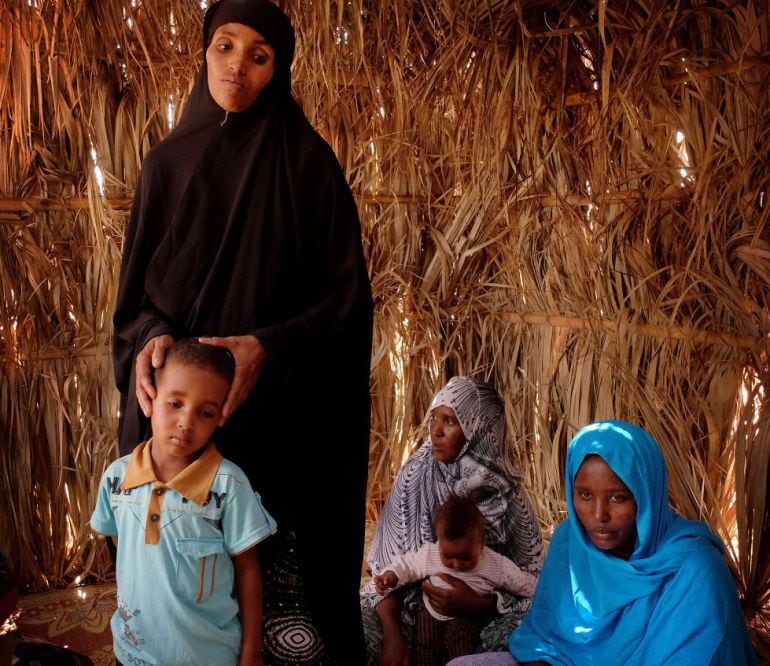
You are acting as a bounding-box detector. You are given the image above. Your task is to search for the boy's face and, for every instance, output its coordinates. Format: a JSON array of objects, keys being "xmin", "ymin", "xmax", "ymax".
[
  {"xmin": 150, "ymin": 361, "xmax": 230, "ymax": 467},
  {"xmin": 438, "ymin": 530, "xmax": 484, "ymax": 573}
]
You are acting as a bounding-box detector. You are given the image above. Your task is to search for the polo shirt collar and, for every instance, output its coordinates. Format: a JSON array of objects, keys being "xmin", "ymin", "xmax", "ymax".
[{"xmin": 122, "ymin": 440, "xmax": 224, "ymax": 506}]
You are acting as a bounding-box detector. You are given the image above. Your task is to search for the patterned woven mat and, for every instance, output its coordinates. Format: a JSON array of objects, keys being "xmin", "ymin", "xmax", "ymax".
[
  {"xmin": 17, "ymin": 583, "xmax": 116, "ymax": 666},
  {"xmin": 12, "ymin": 525, "xmax": 376, "ymax": 666}
]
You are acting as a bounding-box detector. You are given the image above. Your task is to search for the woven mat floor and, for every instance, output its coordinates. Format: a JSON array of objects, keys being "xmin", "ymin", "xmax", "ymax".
[
  {"xmin": 17, "ymin": 582, "xmax": 116, "ymax": 665},
  {"xmin": 13, "ymin": 525, "xmax": 377, "ymax": 665}
]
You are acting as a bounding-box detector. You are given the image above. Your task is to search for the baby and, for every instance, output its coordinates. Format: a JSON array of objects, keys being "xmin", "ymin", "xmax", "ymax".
[{"xmin": 374, "ymin": 496, "xmax": 537, "ymax": 665}]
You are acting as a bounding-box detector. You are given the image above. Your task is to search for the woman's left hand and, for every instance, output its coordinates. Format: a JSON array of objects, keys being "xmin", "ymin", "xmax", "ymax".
[
  {"xmin": 421, "ymin": 573, "xmax": 497, "ymax": 618},
  {"xmin": 198, "ymin": 334, "xmax": 266, "ymax": 425}
]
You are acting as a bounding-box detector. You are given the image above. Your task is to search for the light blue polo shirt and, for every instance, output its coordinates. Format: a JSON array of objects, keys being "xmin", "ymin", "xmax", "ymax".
[{"xmin": 91, "ymin": 441, "xmax": 276, "ymax": 666}]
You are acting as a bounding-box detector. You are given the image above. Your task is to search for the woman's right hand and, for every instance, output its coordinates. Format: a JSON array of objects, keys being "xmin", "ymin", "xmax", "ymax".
[
  {"xmin": 135, "ymin": 334, "xmax": 174, "ymax": 416},
  {"xmin": 421, "ymin": 574, "xmax": 496, "ymax": 618}
]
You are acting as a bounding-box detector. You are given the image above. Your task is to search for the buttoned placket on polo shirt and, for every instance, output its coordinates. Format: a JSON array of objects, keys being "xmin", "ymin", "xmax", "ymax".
[
  {"xmin": 145, "ymin": 484, "xmax": 167, "ymax": 545},
  {"xmin": 121, "ymin": 440, "xmax": 225, "ymax": 546}
]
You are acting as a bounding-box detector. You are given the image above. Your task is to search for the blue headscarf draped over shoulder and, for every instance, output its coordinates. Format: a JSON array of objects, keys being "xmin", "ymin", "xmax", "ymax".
[{"xmin": 508, "ymin": 420, "xmax": 757, "ymax": 665}]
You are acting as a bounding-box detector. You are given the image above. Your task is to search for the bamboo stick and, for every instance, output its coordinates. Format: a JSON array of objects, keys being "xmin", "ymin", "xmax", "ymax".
[
  {"xmin": 0, "ymin": 187, "xmax": 696, "ymax": 213},
  {"xmin": 491, "ymin": 312, "xmax": 767, "ymax": 351},
  {"xmin": 0, "ymin": 197, "xmax": 133, "ymax": 212}
]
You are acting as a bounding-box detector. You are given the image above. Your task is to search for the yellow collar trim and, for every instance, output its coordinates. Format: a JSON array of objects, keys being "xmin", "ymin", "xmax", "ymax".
[{"xmin": 122, "ymin": 440, "xmax": 224, "ymax": 506}]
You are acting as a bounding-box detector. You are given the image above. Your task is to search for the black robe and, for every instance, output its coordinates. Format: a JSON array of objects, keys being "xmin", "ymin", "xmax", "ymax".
[{"xmin": 112, "ymin": 21, "xmax": 373, "ymax": 662}]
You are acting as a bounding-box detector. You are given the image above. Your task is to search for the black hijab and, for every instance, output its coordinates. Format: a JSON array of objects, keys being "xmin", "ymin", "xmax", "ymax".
[
  {"xmin": 204, "ymin": 0, "xmax": 295, "ymax": 76},
  {"xmin": 113, "ymin": 3, "xmax": 372, "ymax": 660},
  {"xmin": 113, "ymin": 0, "xmax": 373, "ymax": 477}
]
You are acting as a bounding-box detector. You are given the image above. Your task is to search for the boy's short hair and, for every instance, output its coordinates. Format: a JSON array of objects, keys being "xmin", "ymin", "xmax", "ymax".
[
  {"xmin": 159, "ymin": 338, "xmax": 236, "ymax": 385},
  {"xmin": 435, "ymin": 496, "xmax": 485, "ymax": 542}
]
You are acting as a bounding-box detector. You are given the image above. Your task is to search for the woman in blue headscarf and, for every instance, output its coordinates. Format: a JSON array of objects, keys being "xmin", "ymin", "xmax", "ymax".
[{"xmin": 448, "ymin": 420, "xmax": 758, "ymax": 665}]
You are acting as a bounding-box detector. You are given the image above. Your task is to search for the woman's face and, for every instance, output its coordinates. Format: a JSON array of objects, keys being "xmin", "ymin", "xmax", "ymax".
[
  {"xmin": 430, "ymin": 405, "xmax": 466, "ymax": 463},
  {"xmin": 573, "ymin": 455, "xmax": 638, "ymax": 559},
  {"xmin": 206, "ymin": 22, "xmax": 275, "ymax": 112}
]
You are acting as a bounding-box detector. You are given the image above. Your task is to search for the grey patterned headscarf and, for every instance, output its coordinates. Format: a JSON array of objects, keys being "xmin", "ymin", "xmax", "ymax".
[{"xmin": 362, "ymin": 377, "xmax": 544, "ymax": 618}]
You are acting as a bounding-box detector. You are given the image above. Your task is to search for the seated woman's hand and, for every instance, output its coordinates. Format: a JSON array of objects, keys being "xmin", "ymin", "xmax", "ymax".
[{"xmin": 421, "ymin": 573, "xmax": 497, "ymax": 618}]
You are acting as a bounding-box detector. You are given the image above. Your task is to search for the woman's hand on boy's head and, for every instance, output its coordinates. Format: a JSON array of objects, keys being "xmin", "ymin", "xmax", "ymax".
[
  {"xmin": 198, "ymin": 335, "xmax": 266, "ymax": 425},
  {"xmin": 136, "ymin": 334, "xmax": 174, "ymax": 417}
]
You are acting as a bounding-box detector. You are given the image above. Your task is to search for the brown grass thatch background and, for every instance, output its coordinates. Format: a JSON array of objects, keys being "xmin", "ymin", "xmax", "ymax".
[{"xmin": 1, "ymin": 0, "xmax": 768, "ymax": 649}]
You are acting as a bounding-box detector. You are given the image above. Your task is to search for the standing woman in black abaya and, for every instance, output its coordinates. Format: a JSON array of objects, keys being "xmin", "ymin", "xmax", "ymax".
[{"xmin": 112, "ymin": 1, "xmax": 373, "ymax": 663}]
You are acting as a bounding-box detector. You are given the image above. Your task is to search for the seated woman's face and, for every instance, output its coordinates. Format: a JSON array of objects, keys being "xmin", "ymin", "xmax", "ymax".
[
  {"xmin": 573, "ymin": 455, "xmax": 638, "ymax": 559},
  {"xmin": 430, "ymin": 405, "xmax": 465, "ymax": 463},
  {"xmin": 206, "ymin": 22, "xmax": 275, "ymax": 112}
]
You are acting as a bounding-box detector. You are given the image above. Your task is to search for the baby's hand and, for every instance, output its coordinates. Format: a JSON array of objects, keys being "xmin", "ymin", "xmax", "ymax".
[{"xmin": 374, "ymin": 570, "xmax": 399, "ymax": 595}]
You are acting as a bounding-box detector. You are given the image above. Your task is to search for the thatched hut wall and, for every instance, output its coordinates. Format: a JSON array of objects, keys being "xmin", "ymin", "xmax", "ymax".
[{"xmin": 1, "ymin": 0, "xmax": 768, "ymax": 643}]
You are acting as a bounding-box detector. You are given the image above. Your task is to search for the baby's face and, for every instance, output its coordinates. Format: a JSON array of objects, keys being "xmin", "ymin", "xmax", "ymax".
[{"xmin": 438, "ymin": 532, "xmax": 484, "ymax": 572}]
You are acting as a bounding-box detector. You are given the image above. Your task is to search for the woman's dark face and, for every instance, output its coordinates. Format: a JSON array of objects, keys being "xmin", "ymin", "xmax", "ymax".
[
  {"xmin": 430, "ymin": 405, "xmax": 466, "ymax": 463},
  {"xmin": 206, "ymin": 22, "xmax": 275, "ymax": 112},
  {"xmin": 573, "ymin": 455, "xmax": 638, "ymax": 559}
]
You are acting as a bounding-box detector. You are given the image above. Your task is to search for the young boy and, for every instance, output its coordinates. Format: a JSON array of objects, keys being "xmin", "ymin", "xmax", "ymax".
[
  {"xmin": 91, "ymin": 339, "xmax": 276, "ymax": 666},
  {"xmin": 374, "ymin": 496, "xmax": 537, "ymax": 665}
]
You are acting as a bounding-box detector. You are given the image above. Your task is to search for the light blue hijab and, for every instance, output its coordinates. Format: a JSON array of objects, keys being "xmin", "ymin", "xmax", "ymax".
[{"xmin": 508, "ymin": 420, "xmax": 758, "ymax": 665}]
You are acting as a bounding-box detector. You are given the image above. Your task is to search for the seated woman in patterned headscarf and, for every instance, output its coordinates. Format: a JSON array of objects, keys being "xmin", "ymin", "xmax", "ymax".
[
  {"xmin": 447, "ymin": 420, "xmax": 758, "ymax": 666},
  {"xmin": 361, "ymin": 377, "xmax": 544, "ymax": 665}
]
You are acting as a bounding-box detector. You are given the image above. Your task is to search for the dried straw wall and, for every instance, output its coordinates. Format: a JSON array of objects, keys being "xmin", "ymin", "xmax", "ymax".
[{"xmin": 0, "ymin": 0, "xmax": 768, "ymax": 644}]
